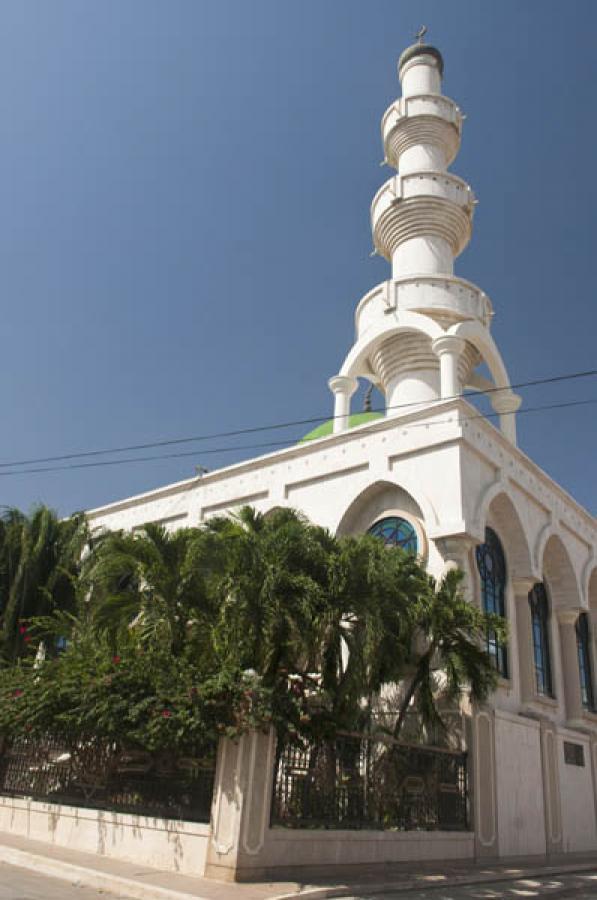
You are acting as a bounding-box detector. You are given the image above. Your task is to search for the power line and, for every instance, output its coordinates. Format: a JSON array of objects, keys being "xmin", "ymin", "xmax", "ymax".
[
  {"xmin": 0, "ymin": 368, "xmax": 595, "ymax": 470},
  {"xmin": 0, "ymin": 395, "xmax": 594, "ymax": 479}
]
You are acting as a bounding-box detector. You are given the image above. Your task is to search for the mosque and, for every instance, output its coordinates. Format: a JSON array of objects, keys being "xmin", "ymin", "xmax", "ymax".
[{"xmin": 87, "ymin": 36, "xmax": 597, "ymax": 866}]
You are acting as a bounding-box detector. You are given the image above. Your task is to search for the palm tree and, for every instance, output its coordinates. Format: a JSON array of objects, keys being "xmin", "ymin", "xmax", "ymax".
[
  {"xmin": 205, "ymin": 506, "xmax": 332, "ymax": 681},
  {"xmin": 389, "ymin": 568, "xmax": 503, "ymax": 740},
  {"xmin": 311, "ymin": 532, "xmax": 427, "ymax": 733},
  {"xmin": 0, "ymin": 505, "xmax": 88, "ymax": 663},
  {"xmin": 86, "ymin": 522, "xmax": 218, "ymax": 659}
]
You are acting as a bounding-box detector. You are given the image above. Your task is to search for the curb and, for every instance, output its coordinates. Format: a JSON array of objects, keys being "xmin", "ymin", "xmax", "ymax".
[
  {"xmin": 0, "ymin": 843, "xmax": 209, "ymax": 900},
  {"xmin": 0, "ymin": 843, "xmax": 596, "ymax": 900},
  {"xmin": 269, "ymin": 861, "xmax": 597, "ymax": 900}
]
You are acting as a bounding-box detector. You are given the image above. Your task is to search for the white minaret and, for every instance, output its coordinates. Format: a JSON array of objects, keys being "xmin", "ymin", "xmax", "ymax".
[{"xmin": 329, "ymin": 32, "xmax": 522, "ymax": 443}]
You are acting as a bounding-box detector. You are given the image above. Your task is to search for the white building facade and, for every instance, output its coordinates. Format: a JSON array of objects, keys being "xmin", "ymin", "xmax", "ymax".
[{"xmin": 83, "ymin": 38, "xmax": 597, "ymax": 868}]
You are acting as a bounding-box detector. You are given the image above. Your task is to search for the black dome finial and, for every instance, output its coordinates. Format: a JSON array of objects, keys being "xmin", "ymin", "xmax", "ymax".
[{"xmin": 398, "ymin": 29, "xmax": 444, "ymax": 79}]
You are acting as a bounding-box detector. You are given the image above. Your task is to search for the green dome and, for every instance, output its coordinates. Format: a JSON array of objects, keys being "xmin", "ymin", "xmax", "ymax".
[{"xmin": 299, "ymin": 411, "xmax": 384, "ymax": 443}]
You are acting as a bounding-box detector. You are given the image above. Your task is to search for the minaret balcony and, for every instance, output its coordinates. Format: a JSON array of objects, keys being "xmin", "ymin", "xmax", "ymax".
[
  {"xmin": 371, "ymin": 173, "xmax": 475, "ymax": 261},
  {"xmin": 354, "ymin": 276, "xmax": 493, "ymax": 339},
  {"xmin": 381, "ymin": 94, "xmax": 462, "ymax": 170}
]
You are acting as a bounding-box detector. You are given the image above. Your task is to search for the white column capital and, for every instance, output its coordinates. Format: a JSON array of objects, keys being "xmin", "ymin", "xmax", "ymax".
[
  {"xmin": 490, "ymin": 390, "xmax": 522, "ymax": 416},
  {"xmin": 328, "ymin": 375, "xmax": 358, "ymax": 434},
  {"xmin": 512, "ymin": 576, "xmax": 539, "ymax": 597},
  {"xmin": 490, "ymin": 390, "xmax": 522, "ymax": 445},
  {"xmin": 557, "ymin": 607, "xmax": 582, "ymax": 627},
  {"xmin": 431, "ymin": 335, "xmax": 466, "ymax": 400},
  {"xmin": 431, "ymin": 334, "xmax": 466, "ymax": 358},
  {"xmin": 328, "ymin": 375, "xmax": 358, "ymax": 397}
]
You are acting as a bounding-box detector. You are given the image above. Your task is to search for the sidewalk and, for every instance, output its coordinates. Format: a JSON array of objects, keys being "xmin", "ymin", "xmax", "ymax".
[{"xmin": 1, "ymin": 831, "xmax": 597, "ymax": 900}]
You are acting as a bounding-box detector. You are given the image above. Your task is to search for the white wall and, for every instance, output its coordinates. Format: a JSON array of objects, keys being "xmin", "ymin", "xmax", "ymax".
[
  {"xmin": 0, "ymin": 796, "xmax": 210, "ymax": 876},
  {"xmin": 558, "ymin": 734, "xmax": 597, "ymax": 853},
  {"xmin": 494, "ymin": 712, "xmax": 546, "ymax": 856}
]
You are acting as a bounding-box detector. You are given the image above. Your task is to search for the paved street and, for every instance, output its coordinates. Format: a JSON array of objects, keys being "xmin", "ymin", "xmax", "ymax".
[
  {"xmin": 0, "ymin": 862, "xmax": 133, "ymax": 900},
  {"xmin": 348, "ymin": 870, "xmax": 597, "ymax": 899}
]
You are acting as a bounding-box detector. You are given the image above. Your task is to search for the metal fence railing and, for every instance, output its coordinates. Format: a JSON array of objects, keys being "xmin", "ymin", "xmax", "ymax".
[
  {"xmin": 0, "ymin": 734, "xmax": 216, "ymax": 823},
  {"xmin": 271, "ymin": 733, "xmax": 468, "ymax": 831}
]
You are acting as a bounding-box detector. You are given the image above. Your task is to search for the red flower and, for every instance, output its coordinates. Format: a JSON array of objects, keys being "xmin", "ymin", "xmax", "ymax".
[
  {"xmin": 18, "ymin": 625, "xmax": 27, "ymax": 635},
  {"xmin": 12, "ymin": 689, "xmax": 23, "ymax": 698},
  {"xmin": 161, "ymin": 709, "xmax": 172, "ymax": 718},
  {"xmin": 112, "ymin": 655, "xmax": 121, "ymax": 665},
  {"xmin": 23, "ymin": 635, "xmax": 31, "ymax": 643}
]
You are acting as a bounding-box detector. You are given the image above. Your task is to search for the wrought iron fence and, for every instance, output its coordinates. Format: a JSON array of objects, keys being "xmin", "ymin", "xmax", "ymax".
[
  {"xmin": 0, "ymin": 734, "xmax": 216, "ymax": 823},
  {"xmin": 271, "ymin": 734, "xmax": 468, "ymax": 831}
]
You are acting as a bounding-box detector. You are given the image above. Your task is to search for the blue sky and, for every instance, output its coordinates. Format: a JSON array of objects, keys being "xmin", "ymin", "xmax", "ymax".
[{"xmin": 0, "ymin": 0, "xmax": 595, "ymax": 516}]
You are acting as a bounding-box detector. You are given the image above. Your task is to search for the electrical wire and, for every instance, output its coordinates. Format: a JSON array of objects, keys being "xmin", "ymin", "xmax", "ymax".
[
  {"xmin": 0, "ymin": 395, "xmax": 594, "ymax": 479},
  {"xmin": 0, "ymin": 368, "xmax": 595, "ymax": 470}
]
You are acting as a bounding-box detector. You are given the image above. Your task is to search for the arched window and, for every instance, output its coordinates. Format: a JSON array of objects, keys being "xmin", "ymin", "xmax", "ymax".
[
  {"xmin": 475, "ymin": 527, "xmax": 508, "ymax": 677},
  {"xmin": 576, "ymin": 612, "xmax": 595, "ymax": 711},
  {"xmin": 368, "ymin": 516, "xmax": 418, "ymax": 554},
  {"xmin": 528, "ymin": 582, "xmax": 553, "ymax": 697}
]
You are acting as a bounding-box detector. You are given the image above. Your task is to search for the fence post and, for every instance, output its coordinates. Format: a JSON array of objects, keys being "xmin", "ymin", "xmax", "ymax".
[{"xmin": 205, "ymin": 726, "xmax": 277, "ymax": 882}]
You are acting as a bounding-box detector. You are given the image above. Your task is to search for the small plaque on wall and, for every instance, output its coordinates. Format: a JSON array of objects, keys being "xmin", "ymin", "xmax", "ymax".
[{"xmin": 564, "ymin": 741, "xmax": 585, "ymax": 766}]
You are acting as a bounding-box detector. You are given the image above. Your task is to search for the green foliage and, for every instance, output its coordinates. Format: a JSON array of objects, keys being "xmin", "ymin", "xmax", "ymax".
[
  {"xmin": 0, "ymin": 504, "xmax": 506, "ymax": 751},
  {"xmin": 0, "ymin": 506, "xmax": 88, "ymax": 663}
]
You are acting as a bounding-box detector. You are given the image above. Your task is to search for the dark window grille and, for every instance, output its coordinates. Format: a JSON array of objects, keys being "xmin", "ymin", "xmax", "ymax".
[
  {"xmin": 368, "ymin": 517, "xmax": 418, "ymax": 555},
  {"xmin": 529, "ymin": 582, "xmax": 554, "ymax": 697},
  {"xmin": 0, "ymin": 734, "xmax": 215, "ymax": 823},
  {"xmin": 576, "ymin": 613, "xmax": 595, "ymax": 711},
  {"xmin": 271, "ymin": 734, "xmax": 468, "ymax": 832},
  {"xmin": 476, "ymin": 527, "xmax": 508, "ymax": 678}
]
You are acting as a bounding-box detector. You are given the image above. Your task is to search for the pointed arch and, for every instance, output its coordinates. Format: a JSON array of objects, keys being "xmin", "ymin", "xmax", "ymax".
[
  {"xmin": 335, "ymin": 477, "xmax": 436, "ymax": 538},
  {"xmin": 586, "ymin": 563, "xmax": 597, "ymax": 614},
  {"xmin": 582, "ymin": 555, "xmax": 597, "ymax": 609},
  {"xmin": 541, "ymin": 533, "xmax": 582, "ymax": 610},
  {"xmin": 474, "ymin": 480, "xmax": 535, "ymax": 580}
]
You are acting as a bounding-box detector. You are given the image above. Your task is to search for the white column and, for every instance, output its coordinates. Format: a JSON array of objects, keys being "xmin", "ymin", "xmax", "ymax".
[
  {"xmin": 431, "ymin": 335, "xmax": 465, "ymax": 399},
  {"xmin": 557, "ymin": 608, "xmax": 584, "ymax": 725},
  {"xmin": 490, "ymin": 390, "xmax": 522, "ymax": 445},
  {"xmin": 328, "ymin": 375, "xmax": 358, "ymax": 434},
  {"xmin": 513, "ymin": 576, "xmax": 539, "ymax": 705},
  {"xmin": 435, "ymin": 536, "xmax": 475, "ymax": 595}
]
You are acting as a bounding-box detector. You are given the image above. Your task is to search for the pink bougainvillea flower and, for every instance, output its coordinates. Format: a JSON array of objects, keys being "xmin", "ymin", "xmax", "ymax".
[
  {"xmin": 18, "ymin": 625, "xmax": 27, "ymax": 635},
  {"xmin": 12, "ymin": 689, "xmax": 23, "ymax": 698},
  {"xmin": 161, "ymin": 709, "xmax": 172, "ymax": 718}
]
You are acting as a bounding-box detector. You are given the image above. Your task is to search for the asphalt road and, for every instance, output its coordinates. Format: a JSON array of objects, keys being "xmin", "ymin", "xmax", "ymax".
[
  {"xmin": 0, "ymin": 862, "xmax": 134, "ymax": 900},
  {"xmin": 345, "ymin": 870, "xmax": 597, "ymax": 900}
]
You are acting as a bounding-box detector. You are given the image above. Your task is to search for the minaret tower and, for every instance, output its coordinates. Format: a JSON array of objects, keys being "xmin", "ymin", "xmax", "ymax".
[{"xmin": 329, "ymin": 32, "xmax": 521, "ymax": 443}]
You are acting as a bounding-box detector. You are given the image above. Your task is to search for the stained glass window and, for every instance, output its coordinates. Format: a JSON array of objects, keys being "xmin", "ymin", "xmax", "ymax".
[
  {"xmin": 475, "ymin": 527, "xmax": 508, "ymax": 678},
  {"xmin": 576, "ymin": 612, "xmax": 595, "ymax": 711},
  {"xmin": 368, "ymin": 516, "xmax": 418, "ymax": 555},
  {"xmin": 528, "ymin": 582, "xmax": 553, "ymax": 697}
]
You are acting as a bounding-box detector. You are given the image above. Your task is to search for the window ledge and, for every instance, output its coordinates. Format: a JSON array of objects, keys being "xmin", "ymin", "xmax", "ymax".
[{"xmin": 530, "ymin": 693, "xmax": 558, "ymax": 709}]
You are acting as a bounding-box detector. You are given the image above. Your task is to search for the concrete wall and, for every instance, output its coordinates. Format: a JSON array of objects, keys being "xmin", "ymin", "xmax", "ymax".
[
  {"xmin": 558, "ymin": 733, "xmax": 597, "ymax": 853},
  {"xmin": 258, "ymin": 828, "xmax": 474, "ymax": 876},
  {"xmin": 0, "ymin": 796, "xmax": 210, "ymax": 876},
  {"xmin": 494, "ymin": 712, "xmax": 546, "ymax": 856}
]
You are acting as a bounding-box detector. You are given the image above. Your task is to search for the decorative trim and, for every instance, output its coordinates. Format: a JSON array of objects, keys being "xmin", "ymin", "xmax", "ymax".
[
  {"xmin": 241, "ymin": 730, "xmax": 275, "ymax": 856},
  {"xmin": 474, "ymin": 711, "xmax": 496, "ymax": 847}
]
